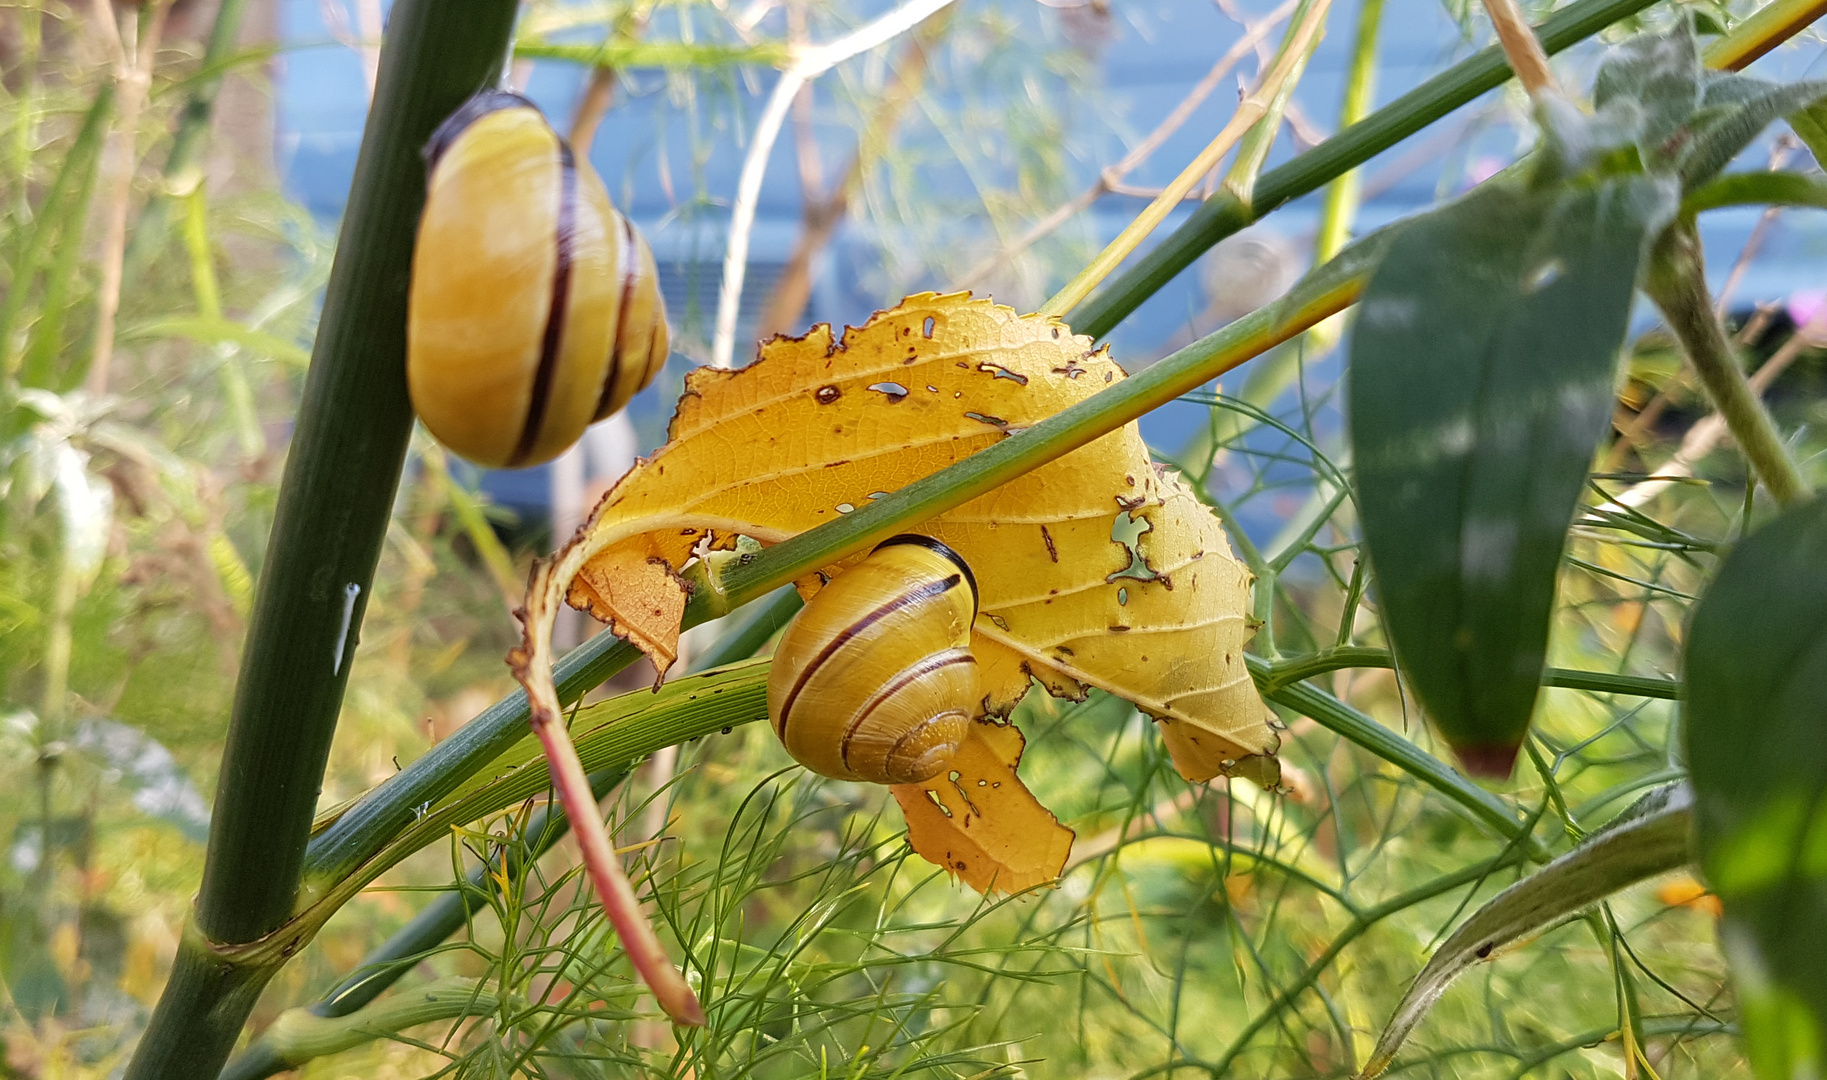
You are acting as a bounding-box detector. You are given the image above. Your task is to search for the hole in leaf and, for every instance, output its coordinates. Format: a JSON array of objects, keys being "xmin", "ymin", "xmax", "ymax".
[
  {"xmin": 923, "ymin": 316, "xmax": 936, "ymax": 338},
  {"xmin": 867, "ymin": 381, "xmax": 910, "ymax": 401},
  {"xmin": 977, "ymin": 362, "xmax": 1029, "ymax": 385},
  {"xmin": 1107, "ymin": 511, "xmax": 1159, "ymax": 583}
]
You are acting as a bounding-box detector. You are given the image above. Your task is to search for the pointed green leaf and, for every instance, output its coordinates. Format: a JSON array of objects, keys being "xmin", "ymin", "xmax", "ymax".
[
  {"xmin": 1684, "ymin": 170, "xmax": 1827, "ymax": 214},
  {"xmin": 1789, "ymin": 99, "xmax": 1827, "ymax": 167},
  {"xmin": 1362, "ymin": 784, "xmax": 1694, "ymax": 1078},
  {"xmin": 1687, "ymin": 496, "xmax": 1827, "ymax": 1080},
  {"xmin": 1678, "ymin": 74, "xmax": 1827, "ymax": 188},
  {"xmin": 1349, "ymin": 174, "xmax": 1676, "ymax": 775},
  {"xmin": 1592, "ymin": 27, "xmax": 1702, "ymax": 154}
]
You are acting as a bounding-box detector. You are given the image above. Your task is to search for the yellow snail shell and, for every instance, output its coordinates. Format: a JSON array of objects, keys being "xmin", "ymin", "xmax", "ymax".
[
  {"xmin": 768, "ymin": 535, "xmax": 982, "ymax": 785},
  {"xmin": 406, "ymin": 91, "xmax": 669, "ymax": 469}
]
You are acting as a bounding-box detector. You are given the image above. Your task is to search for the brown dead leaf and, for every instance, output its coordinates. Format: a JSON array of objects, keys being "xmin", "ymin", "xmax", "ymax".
[{"xmin": 891, "ymin": 721, "xmax": 1074, "ymax": 894}]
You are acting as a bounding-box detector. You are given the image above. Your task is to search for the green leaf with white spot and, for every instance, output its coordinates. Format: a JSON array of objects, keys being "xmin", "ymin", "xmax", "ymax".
[{"xmin": 1349, "ymin": 173, "xmax": 1676, "ymax": 775}]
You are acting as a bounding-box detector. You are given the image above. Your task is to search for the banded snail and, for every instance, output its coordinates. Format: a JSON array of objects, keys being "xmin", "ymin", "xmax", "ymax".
[
  {"xmin": 768, "ymin": 536, "xmax": 983, "ymax": 785},
  {"xmin": 406, "ymin": 91, "xmax": 670, "ymax": 469}
]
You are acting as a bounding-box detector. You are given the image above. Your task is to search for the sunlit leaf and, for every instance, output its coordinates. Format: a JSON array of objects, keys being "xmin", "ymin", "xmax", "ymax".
[
  {"xmin": 1349, "ymin": 174, "xmax": 1675, "ymax": 775},
  {"xmin": 521, "ymin": 293, "xmax": 1277, "ymax": 786},
  {"xmin": 1687, "ymin": 496, "xmax": 1827, "ymax": 1080},
  {"xmin": 891, "ymin": 720, "xmax": 1074, "ymax": 895}
]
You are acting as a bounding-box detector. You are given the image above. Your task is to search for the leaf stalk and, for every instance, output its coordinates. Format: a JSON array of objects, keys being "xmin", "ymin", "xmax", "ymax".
[{"xmin": 1643, "ymin": 219, "xmax": 1811, "ymax": 506}]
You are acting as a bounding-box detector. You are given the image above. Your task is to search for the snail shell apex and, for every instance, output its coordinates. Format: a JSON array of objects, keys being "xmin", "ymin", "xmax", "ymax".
[
  {"xmin": 768, "ymin": 536, "xmax": 981, "ymax": 785},
  {"xmin": 406, "ymin": 91, "xmax": 669, "ymax": 469}
]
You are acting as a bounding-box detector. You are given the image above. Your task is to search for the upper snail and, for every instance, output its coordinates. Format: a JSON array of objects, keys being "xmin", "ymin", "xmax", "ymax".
[{"xmin": 406, "ymin": 91, "xmax": 670, "ymax": 469}]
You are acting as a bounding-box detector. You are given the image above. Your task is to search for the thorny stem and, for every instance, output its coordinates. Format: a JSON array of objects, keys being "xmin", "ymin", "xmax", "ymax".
[
  {"xmin": 1644, "ymin": 219, "xmax": 1811, "ymax": 506},
  {"xmin": 1039, "ymin": 0, "xmax": 1334, "ymax": 317}
]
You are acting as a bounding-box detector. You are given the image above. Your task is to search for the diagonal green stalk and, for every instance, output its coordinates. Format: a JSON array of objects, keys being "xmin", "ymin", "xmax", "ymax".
[
  {"xmin": 1644, "ymin": 218, "xmax": 1811, "ymax": 505},
  {"xmin": 1070, "ymin": 0, "xmax": 1663, "ymax": 341},
  {"xmin": 123, "ymin": 2, "xmax": 520, "ymax": 1077},
  {"xmin": 217, "ymin": 769, "xmax": 629, "ymax": 1080}
]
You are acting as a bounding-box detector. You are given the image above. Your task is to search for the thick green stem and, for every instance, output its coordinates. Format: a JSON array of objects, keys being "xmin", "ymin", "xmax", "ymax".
[
  {"xmin": 127, "ymin": 933, "xmax": 278, "ymax": 1078},
  {"xmin": 1645, "ymin": 220, "xmax": 1810, "ymax": 506},
  {"xmin": 219, "ymin": 767, "xmax": 628, "ymax": 1080},
  {"xmin": 125, "ymin": 2, "xmax": 519, "ymax": 1077},
  {"xmin": 1071, "ymin": 0, "xmax": 1663, "ymax": 341}
]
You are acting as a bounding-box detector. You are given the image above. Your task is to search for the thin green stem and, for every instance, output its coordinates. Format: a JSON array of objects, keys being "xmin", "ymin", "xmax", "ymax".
[
  {"xmin": 1221, "ymin": 0, "xmax": 1327, "ymax": 208},
  {"xmin": 1252, "ymin": 647, "xmax": 1681, "ymax": 701},
  {"xmin": 1072, "ymin": 0, "xmax": 1668, "ymax": 340},
  {"xmin": 1312, "ymin": 0, "xmax": 1384, "ymax": 266},
  {"xmin": 1248, "ymin": 655, "xmax": 1538, "ymax": 848},
  {"xmin": 1188, "ymin": 851, "xmax": 1533, "ymax": 1078},
  {"xmin": 217, "ymin": 767, "xmax": 628, "ymax": 1080},
  {"xmin": 1645, "ymin": 219, "xmax": 1810, "ymax": 506},
  {"xmin": 122, "ymin": 0, "xmax": 251, "ymax": 271},
  {"xmin": 125, "ymin": 2, "xmax": 520, "ymax": 1077}
]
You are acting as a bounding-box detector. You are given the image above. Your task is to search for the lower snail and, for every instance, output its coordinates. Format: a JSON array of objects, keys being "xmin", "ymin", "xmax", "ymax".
[
  {"xmin": 406, "ymin": 91, "xmax": 670, "ymax": 469},
  {"xmin": 768, "ymin": 535, "xmax": 983, "ymax": 785}
]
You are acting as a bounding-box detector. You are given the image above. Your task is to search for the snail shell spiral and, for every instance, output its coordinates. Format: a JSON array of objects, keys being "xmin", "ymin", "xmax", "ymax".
[
  {"xmin": 406, "ymin": 91, "xmax": 669, "ymax": 469},
  {"xmin": 768, "ymin": 535, "xmax": 982, "ymax": 785}
]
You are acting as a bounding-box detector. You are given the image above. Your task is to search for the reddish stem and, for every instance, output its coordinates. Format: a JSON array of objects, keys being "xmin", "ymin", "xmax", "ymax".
[{"xmin": 529, "ymin": 708, "xmax": 706, "ymax": 1026}]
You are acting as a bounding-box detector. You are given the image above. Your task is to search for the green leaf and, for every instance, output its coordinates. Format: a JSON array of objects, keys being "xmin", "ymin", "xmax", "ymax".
[
  {"xmin": 1684, "ymin": 170, "xmax": 1827, "ymax": 215},
  {"xmin": 1687, "ymin": 496, "xmax": 1827, "ymax": 1080},
  {"xmin": 1361, "ymin": 784, "xmax": 1694, "ymax": 1078},
  {"xmin": 1678, "ymin": 74, "xmax": 1827, "ymax": 188},
  {"xmin": 1592, "ymin": 26, "xmax": 1701, "ymax": 154},
  {"xmin": 1348, "ymin": 174, "xmax": 1675, "ymax": 775},
  {"xmin": 1790, "ymin": 99, "xmax": 1827, "ymax": 166}
]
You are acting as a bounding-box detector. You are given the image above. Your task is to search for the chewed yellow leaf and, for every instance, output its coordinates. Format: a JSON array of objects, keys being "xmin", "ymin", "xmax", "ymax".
[
  {"xmin": 512, "ymin": 291, "xmax": 1277, "ymax": 800},
  {"xmin": 890, "ymin": 721, "xmax": 1073, "ymax": 894}
]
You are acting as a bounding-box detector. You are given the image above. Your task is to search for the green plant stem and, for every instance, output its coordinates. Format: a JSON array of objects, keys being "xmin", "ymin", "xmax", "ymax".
[
  {"xmin": 219, "ymin": 768, "xmax": 628, "ymax": 1080},
  {"xmin": 1249, "ymin": 656, "xmax": 1538, "ymax": 848},
  {"xmin": 221, "ymin": 979, "xmax": 503, "ymax": 1080},
  {"xmin": 1644, "ymin": 219, "xmax": 1810, "ymax": 506},
  {"xmin": 122, "ymin": 0, "xmax": 251, "ymax": 272},
  {"xmin": 124, "ymin": 2, "xmax": 519, "ymax": 1078},
  {"xmin": 1253, "ymin": 646, "xmax": 1681, "ymax": 700},
  {"xmin": 1221, "ymin": 0, "xmax": 1326, "ymax": 208},
  {"xmin": 1184, "ymin": 850, "xmax": 1534, "ymax": 1078},
  {"xmin": 1312, "ymin": 0, "xmax": 1384, "ymax": 267},
  {"xmin": 1703, "ymin": 0, "xmax": 1827, "ymax": 70},
  {"xmin": 1071, "ymin": 0, "xmax": 1664, "ymax": 341}
]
